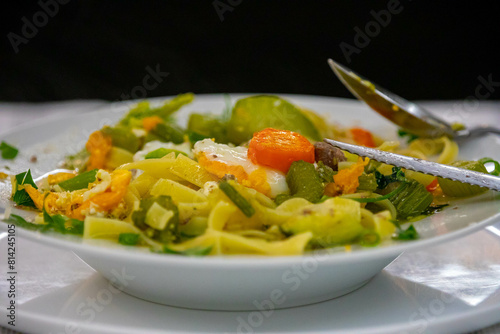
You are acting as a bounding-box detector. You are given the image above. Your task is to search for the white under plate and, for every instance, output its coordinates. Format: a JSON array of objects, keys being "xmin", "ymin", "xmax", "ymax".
[{"xmin": 1, "ymin": 224, "xmax": 500, "ymax": 334}]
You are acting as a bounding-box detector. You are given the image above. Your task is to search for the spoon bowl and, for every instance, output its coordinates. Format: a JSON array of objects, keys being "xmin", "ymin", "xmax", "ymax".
[{"xmin": 328, "ymin": 59, "xmax": 500, "ymax": 139}]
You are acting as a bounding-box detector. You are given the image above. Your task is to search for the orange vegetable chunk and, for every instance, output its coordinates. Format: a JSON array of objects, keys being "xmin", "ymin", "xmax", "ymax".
[
  {"xmin": 350, "ymin": 127, "xmax": 376, "ymax": 148},
  {"xmin": 248, "ymin": 128, "xmax": 315, "ymax": 174}
]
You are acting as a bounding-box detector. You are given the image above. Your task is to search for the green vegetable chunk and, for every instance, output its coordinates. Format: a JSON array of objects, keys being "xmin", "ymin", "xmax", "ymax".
[
  {"xmin": 58, "ymin": 169, "xmax": 98, "ymax": 191},
  {"xmin": 145, "ymin": 148, "xmax": 187, "ymax": 159},
  {"xmin": 118, "ymin": 233, "xmax": 140, "ymax": 245},
  {"xmin": 158, "ymin": 245, "xmax": 213, "ymax": 256},
  {"xmin": 281, "ymin": 197, "xmax": 364, "ymax": 247},
  {"xmin": 0, "ymin": 141, "xmax": 19, "ymax": 159},
  {"xmin": 389, "ymin": 180, "xmax": 433, "ymax": 220},
  {"xmin": 119, "ymin": 93, "xmax": 195, "ymax": 126},
  {"xmin": 286, "ymin": 161, "xmax": 324, "ymax": 203},
  {"xmin": 392, "ymin": 223, "xmax": 419, "ymax": 240},
  {"xmin": 187, "ymin": 113, "xmax": 228, "ymax": 143},
  {"xmin": 219, "ymin": 181, "xmax": 255, "ymax": 217},
  {"xmin": 227, "ymin": 95, "xmax": 322, "ymax": 145},
  {"xmin": 132, "ymin": 196, "xmax": 179, "ymax": 243},
  {"xmin": 357, "ymin": 173, "xmax": 378, "ymax": 191},
  {"xmin": 316, "ymin": 161, "xmax": 335, "ymax": 183},
  {"xmin": 12, "ymin": 170, "xmax": 37, "ymax": 208},
  {"xmin": 101, "ymin": 126, "xmax": 141, "ymax": 153},
  {"xmin": 438, "ymin": 160, "xmax": 489, "ymax": 197},
  {"xmin": 148, "ymin": 122, "xmax": 185, "ymax": 144}
]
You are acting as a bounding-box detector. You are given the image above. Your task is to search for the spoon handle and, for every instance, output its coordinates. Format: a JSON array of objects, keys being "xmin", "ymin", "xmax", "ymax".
[{"xmin": 457, "ymin": 126, "xmax": 500, "ymax": 139}]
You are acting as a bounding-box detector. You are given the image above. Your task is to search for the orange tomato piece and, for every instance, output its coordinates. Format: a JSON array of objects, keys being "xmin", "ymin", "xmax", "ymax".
[
  {"xmin": 86, "ymin": 131, "xmax": 112, "ymax": 171},
  {"xmin": 142, "ymin": 116, "xmax": 163, "ymax": 131},
  {"xmin": 426, "ymin": 178, "xmax": 439, "ymax": 192},
  {"xmin": 350, "ymin": 127, "xmax": 376, "ymax": 148},
  {"xmin": 247, "ymin": 128, "xmax": 315, "ymax": 174},
  {"xmin": 333, "ymin": 157, "xmax": 369, "ymax": 194}
]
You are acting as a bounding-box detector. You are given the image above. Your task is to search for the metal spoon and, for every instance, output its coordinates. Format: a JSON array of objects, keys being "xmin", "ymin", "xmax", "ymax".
[{"xmin": 328, "ymin": 59, "xmax": 500, "ymax": 139}]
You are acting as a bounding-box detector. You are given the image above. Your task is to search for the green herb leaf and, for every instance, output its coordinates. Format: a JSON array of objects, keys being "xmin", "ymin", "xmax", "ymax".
[
  {"xmin": 397, "ymin": 129, "xmax": 419, "ymax": 143},
  {"xmin": 392, "ymin": 224, "xmax": 419, "ymax": 240},
  {"xmin": 0, "ymin": 141, "xmax": 19, "ymax": 159},
  {"xmin": 219, "ymin": 181, "xmax": 255, "ymax": 217},
  {"xmin": 118, "ymin": 233, "xmax": 140, "ymax": 245},
  {"xmin": 12, "ymin": 170, "xmax": 37, "ymax": 208},
  {"xmin": 58, "ymin": 169, "xmax": 97, "ymax": 191},
  {"xmin": 375, "ymin": 167, "xmax": 406, "ymax": 189},
  {"xmin": 3, "ymin": 214, "xmax": 43, "ymax": 231},
  {"xmin": 159, "ymin": 245, "xmax": 213, "ymax": 256},
  {"xmin": 42, "ymin": 201, "xmax": 84, "ymax": 235}
]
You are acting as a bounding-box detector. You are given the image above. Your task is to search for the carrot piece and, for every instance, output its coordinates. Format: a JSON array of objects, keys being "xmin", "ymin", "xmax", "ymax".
[
  {"xmin": 332, "ymin": 157, "xmax": 369, "ymax": 194},
  {"xmin": 350, "ymin": 127, "xmax": 376, "ymax": 147},
  {"xmin": 142, "ymin": 116, "xmax": 163, "ymax": 131},
  {"xmin": 86, "ymin": 131, "xmax": 112, "ymax": 171},
  {"xmin": 247, "ymin": 128, "xmax": 315, "ymax": 173},
  {"xmin": 426, "ymin": 178, "xmax": 439, "ymax": 192}
]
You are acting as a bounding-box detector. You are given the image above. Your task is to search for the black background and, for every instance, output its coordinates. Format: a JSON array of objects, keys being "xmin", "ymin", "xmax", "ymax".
[{"xmin": 1, "ymin": 1, "xmax": 499, "ymax": 102}]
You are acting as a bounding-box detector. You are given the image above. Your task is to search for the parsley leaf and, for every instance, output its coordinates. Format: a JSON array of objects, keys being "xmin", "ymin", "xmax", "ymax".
[
  {"xmin": 375, "ymin": 167, "xmax": 406, "ymax": 189},
  {"xmin": 391, "ymin": 220, "xmax": 419, "ymax": 240},
  {"xmin": 397, "ymin": 129, "xmax": 419, "ymax": 143},
  {"xmin": 0, "ymin": 141, "xmax": 19, "ymax": 159},
  {"xmin": 118, "ymin": 233, "xmax": 140, "ymax": 245},
  {"xmin": 12, "ymin": 170, "xmax": 37, "ymax": 208}
]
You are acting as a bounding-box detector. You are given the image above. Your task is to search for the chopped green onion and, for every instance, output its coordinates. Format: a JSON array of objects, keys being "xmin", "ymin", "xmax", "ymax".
[
  {"xmin": 219, "ymin": 181, "xmax": 255, "ymax": 217},
  {"xmin": 479, "ymin": 157, "xmax": 500, "ymax": 176},
  {"xmin": 0, "ymin": 141, "xmax": 18, "ymax": 159},
  {"xmin": 345, "ymin": 182, "xmax": 406, "ymax": 203},
  {"xmin": 358, "ymin": 230, "xmax": 381, "ymax": 247},
  {"xmin": 118, "ymin": 233, "xmax": 140, "ymax": 245},
  {"xmin": 145, "ymin": 148, "xmax": 187, "ymax": 159},
  {"xmin": 58, "ymin": 169, "xmax": 98, "ymax": 191}
]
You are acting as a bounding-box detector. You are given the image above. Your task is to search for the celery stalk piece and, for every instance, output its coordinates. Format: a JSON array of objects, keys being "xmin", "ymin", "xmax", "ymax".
[{"xmin": 389, "ymin": 180, "xmax": 433, "ymax": 220}]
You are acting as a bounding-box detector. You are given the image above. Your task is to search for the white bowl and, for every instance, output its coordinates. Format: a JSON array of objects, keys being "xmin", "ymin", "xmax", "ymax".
[{"xmin": 1, "ymin": 94, "xmax": 499, "ymax": 311}]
